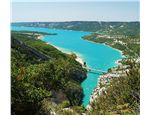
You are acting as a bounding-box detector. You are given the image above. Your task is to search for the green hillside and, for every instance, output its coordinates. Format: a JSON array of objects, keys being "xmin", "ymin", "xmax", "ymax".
[
  {"xmin": 87, "ymin": 60, "xmax": 140, "ymax": 115},
  {"xmin": 12, "ymin": 21, "xmax": 140, "ymax": 37},
  {"xmin": 11, "ymin": 32, "xmax": 87, "ymax": 115}
]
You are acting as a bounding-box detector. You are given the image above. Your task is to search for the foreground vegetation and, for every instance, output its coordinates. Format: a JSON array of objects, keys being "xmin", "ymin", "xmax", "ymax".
[
  {"xmin": 11, "ymin": 32, "xmax": 87, "ymax": 115},
  {"xmin": 88, "ymin": 59, "xmax": 140, "ymax": 115}
]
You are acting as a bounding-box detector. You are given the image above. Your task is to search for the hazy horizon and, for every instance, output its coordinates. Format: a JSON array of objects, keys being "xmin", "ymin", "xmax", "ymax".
[
  {"xmin": 12, "ymin": 20, "xmax": 140, "ymax": 23},
  {"xmin": 12, "ymin": 1, "xmax": 139, "ymax": 22}
]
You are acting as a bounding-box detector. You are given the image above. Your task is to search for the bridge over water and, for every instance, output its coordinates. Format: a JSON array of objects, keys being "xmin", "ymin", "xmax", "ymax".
[{"xmin": 83, "ymin": 67, "xmax": 107, "ymax": 75}]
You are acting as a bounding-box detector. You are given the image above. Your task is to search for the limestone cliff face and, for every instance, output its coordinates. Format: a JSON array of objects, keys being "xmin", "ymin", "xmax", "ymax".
[{"xmin": 50, "ymin": 67, "xmax": 87, "ymax": 106}]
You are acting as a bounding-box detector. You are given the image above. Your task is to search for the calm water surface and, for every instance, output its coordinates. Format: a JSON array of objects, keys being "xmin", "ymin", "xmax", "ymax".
[{"xmin": 11, "ymin": 26, "xmax": 123, "ymax": 107}]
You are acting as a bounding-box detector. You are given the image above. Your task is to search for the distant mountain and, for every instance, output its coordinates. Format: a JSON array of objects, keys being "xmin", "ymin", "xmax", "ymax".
[
  {"xmin": 12, "ymin": 21, "xmax": 140, "ymax": 37},
  {"xmin": 12, "ymin": 21, "xmax": 100, "ymax": 32}
]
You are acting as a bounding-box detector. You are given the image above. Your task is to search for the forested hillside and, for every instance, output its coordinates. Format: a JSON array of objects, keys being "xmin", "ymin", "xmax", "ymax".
[
  {"xmin": 87, "ymin": 59, "xmax": 140, "ymax": 115},
  {"xmin": 11, "ymin": 32, "xmax": 87, "ymax": 115},
  {"xmin": 12, "ymin": 21, "xmax": 139, "ymax": 37}
]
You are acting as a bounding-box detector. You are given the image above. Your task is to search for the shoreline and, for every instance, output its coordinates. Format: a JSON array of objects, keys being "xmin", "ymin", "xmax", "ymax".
[
  {"xmin": 19, "ymin": 29, "xmax": 124, "ymax": 109},
  {"xmin": 82, "ymin": 38, "xmax": 125, "ymax": 58},
  {"xmin": 103, "ymin": 43, "xmax": 125, "ymax": 58},
  {"xmin": 81, "ymin": 39, "xmax": 125, "ymax": 109},
  {"xmin": 86, "ymin": 59, "xmax": 123, "ymax": 110},
  {"xmin": 51, "ymin": 45, "xmax": 86, "ymax": 66},
  {"xmin": 82, "ymin": 38, "xmax": 126, "ymax": 110},
  {"xmin": 44, "ymin": 37, "xmax": 124, "ymax": 109},
  {"xmin": 35, "ymin": 32, "xmax": 125, "ymax": 110},
  {"xmin": 34, "ymin": 32, "xmax": 86, "ymax": 67},
  {"xmin": 75, "ymin": 56, "xmax": 85, "ymax": 66},
  {"xmin": 37, "ymin": 34, "xmax": 43, "ymax": 40},
  {"xmin": 86, "ymin": 53, "xmax": 125, "ymax": 110}
]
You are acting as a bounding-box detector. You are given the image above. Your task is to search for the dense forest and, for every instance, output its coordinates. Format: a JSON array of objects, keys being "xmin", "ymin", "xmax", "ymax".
[{"xmin": 11, "ymin": 32, "xmax": 87, "ymax": 115}]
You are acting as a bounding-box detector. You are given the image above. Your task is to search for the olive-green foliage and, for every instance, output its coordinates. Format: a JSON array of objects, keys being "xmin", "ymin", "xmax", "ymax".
[
  {"xmin": 88, "ymin": 60, "xmax": 140, "ymax": 115},
  {"xmin": 83, "ymin": 33, "xmax": 140, "ymax": 57},
  {"xmin": 12, "ymin": 32, "xmax": 67, "ymax": 59},
  {"xmin": 71, "ymin": 105, "xmax": 86, "ymax": 114},
  {"xmin": 112, "ymin": 43, "xmax": 127, "ymax": 51},
  {"xmin": 83, "ymin": 33, "xmax": 114, "ymax": 44},
  {"xmin": 128, "ymin": 43, "xmax": 140, "ymax": 56},
  {"xmin": 56, "ymin": 105, "xmax": 86, "ymax": 115},
  {"xmin": 11, "ymin": 32, "xmax": 86, "ymax": 115},
  {"xmin": 60, "ymin": 110, "xmax": 75, "ymax": 115},
  {"xmin": 61, "ymin": 101, "xmax": 70, "ymax": 108}
]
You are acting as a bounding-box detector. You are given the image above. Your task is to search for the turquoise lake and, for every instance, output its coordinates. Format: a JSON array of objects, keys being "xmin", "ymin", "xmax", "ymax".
[{"xmin": 11, "ymin": 26, "xmax": 123, "ymax": 107}]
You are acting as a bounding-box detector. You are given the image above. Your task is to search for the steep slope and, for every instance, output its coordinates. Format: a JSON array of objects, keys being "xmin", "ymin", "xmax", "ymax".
[{"xmin": 11, "ymin": 32, "xmax": 87, "ymax": 115}]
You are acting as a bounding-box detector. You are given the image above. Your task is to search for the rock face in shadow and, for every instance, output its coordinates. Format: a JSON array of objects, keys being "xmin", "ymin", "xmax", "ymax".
[
  {"xmin": 65, "ymin": 85, "xmax": 84, "ymax": 106},
  {"xmin": 50, "ymin": 90, "xmax": 68, "ymax": 104},
  {"xmin": 71, "ymin": 68, "xmax": 87, "ymax": 83}
]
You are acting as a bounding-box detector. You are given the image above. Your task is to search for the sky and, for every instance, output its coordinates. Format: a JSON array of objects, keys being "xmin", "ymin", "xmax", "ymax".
[{"xmin": 12, "ymin": 1, "xmax": 140, "ymax": 22}]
